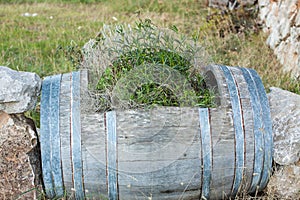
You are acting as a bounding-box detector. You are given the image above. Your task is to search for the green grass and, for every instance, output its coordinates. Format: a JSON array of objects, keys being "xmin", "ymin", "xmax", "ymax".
[
  {"xmin": 0, "ymin": 0, "xmax": 298, "ymax": 94},
  {"xmin": 86, "ymin": 21, "xmax": 215, "ymax": 111}
]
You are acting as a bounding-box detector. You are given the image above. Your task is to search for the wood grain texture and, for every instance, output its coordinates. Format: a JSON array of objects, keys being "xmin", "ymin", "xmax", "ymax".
[
  {"xmin": 229, "ymin": 67, "xmax": 254, "ymax": 192},
  {"xmin": 240, "ymin": 68, "xmax": 264, "ymax": 194},
  {"xmin": 40, "ymin": 76, "xmax": 55, "ymax": 198},
  {"xmin": 49, "ymin": 74, "xmax": 64, "ymax": 197},
  {"xmin": 59, "ymin": 72, "xmax": 73, "ymax": 193},
  {"xmin": 205, "ymin": 65, "xmax": 235, "ymax": 199},
  {"xmin": 199, "ymin": 108, "xmax": 211, "ymax": 199},
  {"xmin": 247, "ymin": 68, "xmax": 273, "ymax": 190},
  {"xmin": 116, "ymin": 107, "xmax": 202, "ymax": 200},
  {"xmin": 81, "ymin": 69, "xmax": 108, "ymax": 197},
  {"xmin": 220, "ymin": 65, "xmax": 244, "ymax": 197},
  {"xmin": 71, "ymin": 71, "xmax": 85, "ymax": 199},
  {"xmin": 106, "ymin": 111, "xmax": 118, "ymax": 200},
  {"xmin": 81, "ymin": 113, "xmax": 107, "ymax": 196}
]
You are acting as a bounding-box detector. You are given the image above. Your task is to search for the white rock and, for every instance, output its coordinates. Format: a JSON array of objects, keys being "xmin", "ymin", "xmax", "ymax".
[
  {"xmin": 258, "ymin": 0, "xmax": 300, "ymax": 78},
  {"xmin": 279, "ymin": 18, "xmax": 290, "ymax": 40},
  {"xmin": 0, "ymin": 66, "xmax": 41, "ymax": 114},
  {"xmin": 258, "ymin": 6, "xmax": 270, "ymax": 24},
  {"xmin": 268, "ymin": 87, "xmax": 300, "ymax": 165},
  {"xmin": 265, "ymin": 2, "xmax": 278, "ymax": 29},
  {"xmin": 266, "ymin": 29, "xmax": 280, "ymax": 49},
  {"xmin": 258, "ymin": 0, "xmax": 269, "ymax": 7},
  {"xmin": 296, "ymin": 10, "xmax": 300, "ymax": 26}
]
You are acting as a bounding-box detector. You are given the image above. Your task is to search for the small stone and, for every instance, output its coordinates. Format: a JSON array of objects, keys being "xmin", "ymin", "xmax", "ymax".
[
  {"xmin": 0, "ymin": 111, "xmax": 42, "ymax": 199},
  {"xmin": 0, "ymin": 66, "xmax": 41, "ymax": 114},
  {"xmin": 266, "ymin": 161, "xmax": 300, "ymax": 199},
  {"xmin": 267, "ymin": 87, "xmax": 300, "ymax": 165}
]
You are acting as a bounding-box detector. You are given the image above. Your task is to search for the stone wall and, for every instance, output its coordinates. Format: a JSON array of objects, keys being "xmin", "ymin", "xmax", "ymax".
[
  {"xmin": 208, "ymin": 0, "xmax": 300, "ymax": 78},
  {"xmin": 0, "ymin": 66, "xmax": 42, "ymax": 199},
  {"xmin": 258, "ymin": 0, "xmax": 300, "ymax": 78}
]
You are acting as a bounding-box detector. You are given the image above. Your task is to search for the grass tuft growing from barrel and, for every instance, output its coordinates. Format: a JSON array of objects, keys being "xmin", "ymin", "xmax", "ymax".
[{"xmin": 81, "ymin": 20, "xmax": 215, "ymax": 111}]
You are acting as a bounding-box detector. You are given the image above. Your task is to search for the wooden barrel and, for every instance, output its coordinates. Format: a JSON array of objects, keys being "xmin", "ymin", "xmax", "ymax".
[
  {"xmin": 203, "ymin": 65, "xmax": 273, "ymax": 198},
  {"xmin": 40, "ymin": 65, "xmax": 273, "ymax": 200}
]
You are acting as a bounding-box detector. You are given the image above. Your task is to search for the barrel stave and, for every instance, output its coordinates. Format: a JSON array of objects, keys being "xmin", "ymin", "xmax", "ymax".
[
  {"xmin": 116, "ymin": 107, "xmax": 202, "ymax": 199},
  {"xmin": 81, "ymin": 113, "xmax": 107, "ymax": 197},
  {"xmin": 204, "ymin": 65, "xmax": 236, "ymax": 198},
  {"xmin": 228, "ymin": 67, "xmax": 255, "ymax": 192}
]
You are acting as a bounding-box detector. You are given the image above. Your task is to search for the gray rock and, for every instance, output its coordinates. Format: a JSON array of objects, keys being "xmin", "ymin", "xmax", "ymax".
[
  {"xmin": 268, "ymin": 87, "xmax": 300, "ymax": 165},
  {"xmin": 266, "ymin": 161, "xmax": 300, "ymax": 199},
  {"xmin": 0, "ymin": 66, "xmax": 41, "ymax": 114}
]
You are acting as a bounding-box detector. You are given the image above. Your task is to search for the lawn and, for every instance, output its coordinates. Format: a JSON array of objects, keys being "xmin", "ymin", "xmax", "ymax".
[{"xmin": 1, "ymin": 0, "xmax": 299, "ymax": 96}]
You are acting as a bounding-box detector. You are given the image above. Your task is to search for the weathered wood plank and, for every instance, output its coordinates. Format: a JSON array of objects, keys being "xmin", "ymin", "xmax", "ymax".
[
  {"xmin": 118, "ymin": 158, "xmax": 201, "ymax": 199},
  {"xmin": 49, "ymin": 74, "xmax": 64, "ymax": 197},
  {"xmin": 40, "ymin": 76, "xmax": 55, "ymax": 198},
  {"xmin": 199, "ymin": 108, "xmax": 212, "ymax": 199},
  {"xmin": 205, "ymin": 65, "xmax": 235, "ymax": 199},
  {"xmin": 204, "ymin": 64, "xmax": 231, "ymax": 108},
  {"xmin": 59, "ymin": 72, "xmax": 73, "ymax": 193},
  {"xmin": 116, "ymin": 107, "xmax": 200, "ymax": 169},
  {"xmin": 247, "ymin": 68, "xmax": 273, "ymax": 190},
  {"xmin": 106, "ymin": 111, "xmax": 119, "ymax": 200},
  {"xmin": 81, "ymin": 113, "xmax": 107, "ymax": 197},
  {"xmin": 220, "ymin": 65, "xmax": 244, "ymax": 197},
  {"xmin": 230, "ymin": 67, "xmax": 254, "ymax": 192},
  {"xmin": 240, "ymin": 68, "xmax": 264, "ymax": 194},
  {"xmin": 71, "ymin": 71, "xmax": 85, "ymax": 199},
  {"xmin": 115, "ymin": 107, "xmax": 201, "ymax": 199},
  {"xmin": 80, "ymin": 69, "xmax": 108, "ymax": 197}
]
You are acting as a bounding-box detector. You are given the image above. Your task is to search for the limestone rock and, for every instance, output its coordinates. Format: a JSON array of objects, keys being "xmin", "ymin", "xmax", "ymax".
[
  {"xmin": 296, "ymin": 9, "xmax": 300, "ymax": 26},
  {"xmin": 0, "ymin": 66, "xmax": 41, "ymax": 114},
  {"xmin": 0, "ymin": 111, "xmax": 42, "ymax": 199},
  {"xmin": 258, "ymin": 0, "xmax": 300, "ymax": 78},
  {"xmin": 266, "ymin": 161, "xmax": 300, "ymax": 199},
  {"xmin": 268, "ymin": 87, "xmax": 300, "ymax": 165}
]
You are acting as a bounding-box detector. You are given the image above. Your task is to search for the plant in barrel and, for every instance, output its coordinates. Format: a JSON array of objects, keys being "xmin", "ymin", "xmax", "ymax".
[
  {"xmin": 81, "ymin": 19, "xmax": 215, "ymax": 111},
  {"xmin": 40, "ymin": 19, "xmax": 273, "ymax": 200}
]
